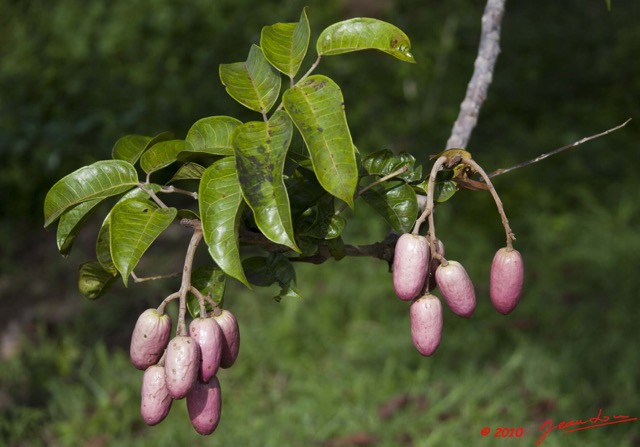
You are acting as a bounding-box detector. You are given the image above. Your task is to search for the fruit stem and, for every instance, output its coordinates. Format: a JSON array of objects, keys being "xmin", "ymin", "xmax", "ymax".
[
  {"xmin": 177, "ymin": 223, "xmax": 203, "ymax": 335},
  {"xmin": 461, "ymin": 157, "xmax": 515, "ymax": 247},
  {"xmin": 157, "ymin": 291, "xmax": 181, "ymax": 315},
  {"xmin": 412, "ymin": 155, "xmax": 447, "ymax": 236},
  {"xmin": 189, "ymin": 286, "xmax": 209, "ymax": 318}
]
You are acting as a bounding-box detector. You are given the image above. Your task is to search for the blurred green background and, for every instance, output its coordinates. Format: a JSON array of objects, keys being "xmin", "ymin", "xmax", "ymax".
[{"xmin": 1, "ymin": 0, "xmax": 639, "ymax": 446}]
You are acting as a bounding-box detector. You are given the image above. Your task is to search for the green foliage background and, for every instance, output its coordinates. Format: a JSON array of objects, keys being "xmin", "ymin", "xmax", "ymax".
[{"xmin": 1, "ymin": 0, "xmax": 639, "ymax": 446}]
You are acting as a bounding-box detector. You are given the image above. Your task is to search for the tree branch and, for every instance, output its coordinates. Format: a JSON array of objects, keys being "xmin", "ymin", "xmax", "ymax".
[{"xmin": 446, "ymin": 0, "xmax": 506, "ymax": 150}]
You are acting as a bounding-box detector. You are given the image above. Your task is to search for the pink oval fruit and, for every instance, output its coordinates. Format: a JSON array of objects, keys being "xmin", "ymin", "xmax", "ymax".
[
  {"xmin": 187, "ymin": 376, "xmax": 222, "ymax": 435},
  {"xmin": 164, "ymin": 335, "xmax": 200, "ymax": 399},
  {"xmin": 189, "ymin": 317, "xmax": 223, "ymax": 382},
  {"xmin": 213, "ymin": 310, "xmax": 240, "ymax": 369},
  {"xmin": 130, "ymin": 308, "xmax": 171, "ymax": 370},
  {"xmin": 393, "ymin": 233, "xmax": 430, "ymax": 301},
  {"xmin": 490, "ymin": 247, "xmax": 524, "ymax": 314},
  {"xmin": 410, "ymin": 294, "xmax": 443, "ymax": 356},
  {"xmin": 427, "ymin": 239, "xmax": 445, "ymax": 291},
  {"xmin": 140, "ymin": 364, "xmax": 173, "ymax": 426},
  {"xmin": 435, "ymin": 260, "xmax": 476, "ymax": 318}
]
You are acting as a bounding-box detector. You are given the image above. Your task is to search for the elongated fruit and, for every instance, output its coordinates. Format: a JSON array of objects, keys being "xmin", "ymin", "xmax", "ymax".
[
  {"xmin": 140, "ymin": 364, "xmax": 173, "ymax": 426},
  {"xmin": 189, "ymin": 317, "xmax": 223, "ymax": 382},
  {"xmin": 435, "ymin": 260, "xmax": 476, "ymax": 318},
  {"xmin": 164, "ymin": 335, "xmax": 200, "ymax": 399},
  {"xmin": 187, "ymin": 376, "xmax": 222, "ymax": 435},
  {"xmin": 214, "ymin": 310, "xmax": 240, "ymax": 369},
  {"xmin": 130, "ymin": 308, "xmax": 171, "ymax": 370},
  {"xmin": 410, "ymin": 294, "xmax": 443, "ymax": 356},
  {"xmin": 393, "ymin": 233, "xmax": 430, "ymax": 301},
  {"xmin": 490, "ymin": 247, "xmax": 524, "ymax": 314}
]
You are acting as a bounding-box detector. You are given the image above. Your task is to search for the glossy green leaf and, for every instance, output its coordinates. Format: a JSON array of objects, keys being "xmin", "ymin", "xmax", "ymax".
[
  {"xmin": 199, "ymin": 157, "xmax": 249, "ymax": 287},
  {"xmin": 110, "ymin": 198, "xmax": 177, "ymax": 285},
  {"xmin": 184, "ymin": 116, "xmax": 242, "ymax": 157},
  {"xmin": 317, "ymin": 18, "xmax": 415, "ymax": 63},
  {"xmin": 78, "ymin": 261, "xmax": 118, "ymax": 300},
  {"xmin": 56, "ymin": 199, "xmax": 102, "ymax": 256},
  {"xmin": 140, "ymin": 140, "xmax": 186, "ymax": 175},
  {"xmin": 186, "ymin": 265, "xmax": 226, "ymax": 319},
  {"xmin": 111, "ymin": 132, "xmax": 174, "ymax": 164},
  {"xmin": 44, "ymin": 160, "xmax": 138, "ymax": 227},
  {"xmin": 168, "ymin": 162, "xmax": 206, "ymax": 183},
  {"xmin": 260, "ymin": 7, "xmax": 310, "ymax": 78},
  {"xmin": 241, "ymin": 254, "xmax": 300, "ymax": 301},
  {"xmin": 219, "ymin": 45, "xmax": 281, "ymax": 114},
  {"xmin": 242, "ymin": 256, "xmax": 276, "ymax": 287},
  {"xmin": 283, "ymin": 75, "xmax": 358, "ymax": 207},
  {"xmin": 362, "ymin": 182, "xmax": 418, "ymax": 233},
  {"xmin": 326, "ymin": 236, "xmax": 345, "ymax": 261},
  {"xmin": 286, "ymin": 168, "xmax": 328, "ymax": 217},
  {"xmin": 295, "ymin": 199, "xmax": 343, "ymax": 240},
  {"xmin": 362, "ymin": 149, "xmax": 422, "ymax": 182},
  {"xmin": 233, "ymin": 111, "xmax": 299, "ymax": 252},
  {"xmin": 413, "ymin": 170, "xmax": 458, "ymax": 203}
]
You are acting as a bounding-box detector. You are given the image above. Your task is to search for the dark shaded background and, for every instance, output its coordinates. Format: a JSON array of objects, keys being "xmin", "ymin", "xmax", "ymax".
[{"xmin": 1, "ymin": 0, "xmax": 639, "ymax": 446}]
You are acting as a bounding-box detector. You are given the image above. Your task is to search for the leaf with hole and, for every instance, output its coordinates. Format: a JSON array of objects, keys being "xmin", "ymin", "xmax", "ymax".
[
  {"xmin": 110, "ymin": 198, "xmax": 177, "ymax": 286},
  {"xmin": 316, "ymin": 18, "xmax": 415, "ymax": 63},
  {"xmin": 233, "ymin": 110, "xmax": 299, "ymax": 252},
  {"xmin": 219, "ymin": 45, "xmax": 281, "ymax": 114},
  {"xmin": 199, "ymin": 157, "xmax": 249, "ymax": 287},
  {"xmin": 260, "ymin": 7, "xmax": 310, "ymax": 78},
  {"xmin": 44, "ymin": 160, "xmax": 139, "ymax": 227},
  {"xmin": 283, "ymin": 75, "xmax": 358, "ymax": 207}
]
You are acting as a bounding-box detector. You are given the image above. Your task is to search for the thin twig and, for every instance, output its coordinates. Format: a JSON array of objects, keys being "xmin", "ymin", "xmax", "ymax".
[
  {"xmin": 275, "ymin": 55, "xmax": 322, "ymax": 113},
  {"xmin": 335, "ymin": 165, "xmax": 410, "ymax": 215},
  {"xmin": 189, "ymin": 286, "xmax": 209, "ymax": 318},
  {"xmin": 446, "ymin": 0, "xmax": 506, "ymax": 149},
  {"xmin": 157, "ymin": 291, "xmax": 181, "ymax": 315},
  {"xmin": 413, "ymin": 156, "xmax": 447, "ymax": 236},
  {"xmin": 131, "ymin": 271, "xmax": 181, "ymax": 283},
  {"xmin": 488, "ymin": 118, "xmax": 632, "ymax": 178},
  {"xmin": 138, "ymin": 183, "xmax": 169, "ymax": 209},
  {"xmin": 160, "ymin": 185, "xmax": 198, "ymax": 200}
]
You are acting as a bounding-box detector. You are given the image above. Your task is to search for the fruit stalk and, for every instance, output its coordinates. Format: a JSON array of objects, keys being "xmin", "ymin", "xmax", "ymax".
[{"xmin": 176, "ymin": 221, "xmax": 204, "ymax": 336}]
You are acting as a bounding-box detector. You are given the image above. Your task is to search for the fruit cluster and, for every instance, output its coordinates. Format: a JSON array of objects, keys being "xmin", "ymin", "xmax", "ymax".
[
  {"xmin": 393, "ymin": 150, "xmax": 524, "ymax": 356},
  {"xmin": 130, "ymin": 306, "xmax": 239, "ymax": 435}
]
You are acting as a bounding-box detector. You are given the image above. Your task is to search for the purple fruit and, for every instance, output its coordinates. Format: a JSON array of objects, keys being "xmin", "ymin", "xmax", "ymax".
[
  {"xmin": 189, "ymin": 317, "xmax": 223, "ymax": 382},
  {"xmin": 130, "ymin": 308, "xmax": 171, "ymax": 370},
  {"xmin": 164, "ymin": 335, "xmax": 200, "ymax": 399},
  {"xmin": 140, "ymin": 364, "xmax": 173, "ymax": 426},
  {"xmin": 435, "ymin": 260, "xmax": 476, "ymax": 318},
  {"xmin": 410, "ymin": 294, "xmax": 443, "ymax": 356},
  {"xmin": 187, "ymin": 376, "xmax": 222, "ymax": 435},
  {"xmin": 214, "ymin": 310, "xmax": 240, "ymax": 369},
  {"xmin": 490, "ymin": 247, "xmax": 524, "ymax": 314},
  {"xmin": 393, "ymin": 233, "xmax": 430, "ymax": 301}
]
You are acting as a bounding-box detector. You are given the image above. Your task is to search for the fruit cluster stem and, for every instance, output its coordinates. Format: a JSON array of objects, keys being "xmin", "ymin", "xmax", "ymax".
[
  {"xmin": 177, "ymin": 221, "xmax": 203, "ymax": 335},
  {"xmin": 462, "ymin": 157, "xmax": 515, "ymax": 247}
]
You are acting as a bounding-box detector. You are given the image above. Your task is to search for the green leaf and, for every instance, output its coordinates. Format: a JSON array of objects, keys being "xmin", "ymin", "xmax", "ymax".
[
  {"xmin": 283, "ymin": 75, "xmax": 358, "ymax": 207},
  {"xmin": 44, "ymin": 160, "xmax": 138, "ymax": 227},
  {"xmin": 184, "ymin": 116, "xmax": 242, "ymax": 157},
  {"xmin": 413, "ymin": 170, "xmax": 458, "ymax": 203},
  {"xmin": 326, "ymin": 236, "xmax": 345, "ymax": 261},
  {"xmin": 242, "ymin": 256, "xmax": 276, "ymax": 287},
  {"xmin": 219, "ymin": 45, "xmax": 281, "ymax": 114},
  {"xmin": 56, "ymin": 199, "xmax": 102, "ymax": 256},
  {"xmin": 233, "ymin": 111, "xmax": 299, "ymax": 252},
  {"xmin": 168, "ymin": 162, "xmax": 206, "ymax": 183},
  {"xmin": 286, "ymin": 168, "xmax": 328, "ymax": 217},
  {"xmin": 260, "ymin": 7, "xmax": 310, "ymax": 78},
  {"xmin": 110, "ymin": 198, "xmax": 177, "ymax": 286},
  {"xmin": 241, "ymin": 254, "xmax": 301, "ymax": 301},
  {"xmin": 362, "ymin": 149, "xmax": 422, "ymax": 182},
  {"xmin": 199, "ymin": 157, "xmax": 249, "ymax": 287},
  {"xmin": 362, "ymin": 182, "xmax": 418, "ymax": 233},
  {"xmin": 316, "ymin": 18, "xmax": 415, "ymax": 63},
  {"xmin": 295, "ymin": 199, "xmax": 343, "ymax": 240},
  {"xmin": 186, "ymin": 265, "xmax": 226, "ymax": 319},
  {"xmin": 111, "ymin": 132, "xmax": 174, "ymax": 165},
  {"xmin": 78, "ymin": 261, "xmax": 118, "ymax": 300},
  {"xmin": 140, "ymin": 140, "xmax": 186, "ymax": 175}
]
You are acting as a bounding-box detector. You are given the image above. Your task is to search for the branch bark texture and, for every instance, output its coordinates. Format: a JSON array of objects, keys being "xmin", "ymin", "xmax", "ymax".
[{"xmin": 446, "ymin": 0, "xmax": 506, "ymax": 150}]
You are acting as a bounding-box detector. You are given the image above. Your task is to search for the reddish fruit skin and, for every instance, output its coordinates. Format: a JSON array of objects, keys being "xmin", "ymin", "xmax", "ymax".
[
  {"xmin": 393, "ymin": 234, "xmax": 430, "ymax": 301},
  {"xmin": 140, "ymin": 365, "xmax": 173, "ymax": 426},
  {"xmin": 490, "ymin": 247, "xmax": 524, "ymax": 314},
  {"xmin": 164, "ymin": 335, "xmax": 200, "ymax": 399},
  {"xmin": 435, "ymin": 260, "xmax": 476, "ymax": 318},
  {"xmin": 189, "ymin": 317, "xmax": 223, "ymax": 382},
  {"xmin": 213, "ymin": 310, "xmax": 240, "ymax": 369},
  {"xmin": 130, "ymin": 309, "xmax": 171, "ymax": 370},
  {"xmin": 427, "ymin": 239, "xmax": 445, "ymax": 291},
  {"xmin": 410, "ymin": 294, "xmax": 443, "ymax": 356},
  {"xmin": 187, "ymin": 376, "xmax": 222, "ymax": 435}
]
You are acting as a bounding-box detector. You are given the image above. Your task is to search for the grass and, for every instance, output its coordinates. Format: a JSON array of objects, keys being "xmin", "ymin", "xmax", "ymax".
[{"xmin": 1, "ymin": 185, "xmax": 639, "ymax": 447}]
